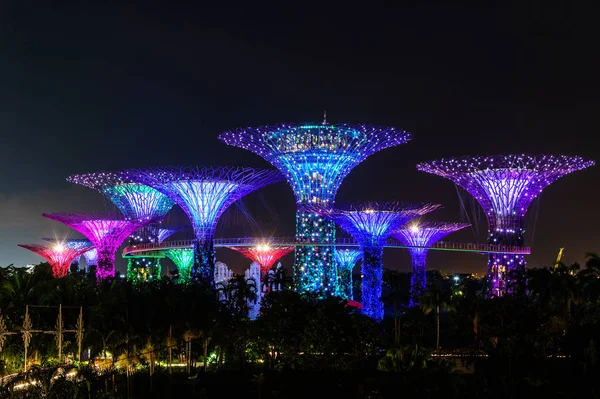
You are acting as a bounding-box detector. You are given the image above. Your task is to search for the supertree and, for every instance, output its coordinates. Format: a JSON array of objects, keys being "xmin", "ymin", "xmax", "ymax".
[
  {"xmin": 67, "ymin": 172, "xmax": 175, "ymax": 283},
  {"xmin": 124, "ymin": 166, "xmax": 284, "ymax": 284},
  {"xmin": 227, "ymin": 244, "xmax": 294, "ymax": 291},
  {"xmin": 18, "ymin": 242, "xmax": 93, "ymax": 278},
  {"xmin": 83, "ymin": 248, "xmax": 98, "ymax": 269},
  {"xmin": 42, "ymin": 213, "xmax": 152, "ymax": 280},
  {"xmin": 41, "ymin": 237, "xmax": 92, "ymax": 270},
  {"xmin": 164, "ymin": 248, "xmax": 195, "ymax": 283},
  {"xmin": 334, "ymin": 249, "xmax": 362, "ymax": 300},
  {"xmin": 417, "ymin": 154, "xmax": 594, "ymax": 296},
  {"xmin": 219, "ymin": 122, "xmax": 412, "ymax": 295},
  {"xmin": 157, "ymin": 227, "xmax": 183, "ymax": 243},
  {"xmin": 306, "ymin": 202, "xmax": 441, "ymax": 320},
  {"xmin": 393, "ymin": 222, "xmax": 469, "ymax": 305}
]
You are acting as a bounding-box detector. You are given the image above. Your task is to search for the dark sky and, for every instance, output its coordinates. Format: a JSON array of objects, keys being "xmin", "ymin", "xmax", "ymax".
[{"xmin": 0, "ymin": 1, "xmax": 598, "ymax": 275}]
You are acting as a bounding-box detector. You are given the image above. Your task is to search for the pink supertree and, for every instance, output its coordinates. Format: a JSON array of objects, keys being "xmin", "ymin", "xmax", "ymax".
[
  {"xmin": 18, "ymin": 242, "xmax": 93, "ymax": 278},
  {"xmin": 227, "ymin": 244, "xmax": 294, "ymax": 290},
  {"xmin": 42, "ymin": 213, "xmax": 152, "ymax": 280}
]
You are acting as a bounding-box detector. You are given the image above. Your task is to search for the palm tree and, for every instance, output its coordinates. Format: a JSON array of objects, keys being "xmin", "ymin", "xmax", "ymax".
[{"xmin": 420, "ymin": 282, "xmax": 455, "ymax": 352}]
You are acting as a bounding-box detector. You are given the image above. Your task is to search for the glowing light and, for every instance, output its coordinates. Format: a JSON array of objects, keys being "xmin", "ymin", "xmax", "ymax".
[
  {"xmin": 393, "ymin": 222, "xmax": 469, "ymax": 305},
  {"xmin": 306, "ymin": 202, "xmax": 440, "ymax": 320},
  {"xmin": 42, "ymin": 213, "xmax": 151, "ymax": 280},
  {"xmin": 165, "ymin": 248, "xmax": 195, "ymax": 283},
  {"xmin": 417, "ymin": 154, "xmax": 594, "ymax": 296},
  {"xmin": 227, "ymin": 244, "xmax": 294, "ymax": 292},
  {"xmin": 83, "ymin": 248, "xmax": 98, "ymax": 266},
  {"xmin": 18, "ymin": 242, "xmax": 93, "ymax": 278},
  {"xmin": 219, "ymin": 123, "xmax": 412, "ymax": 295},
  {"xmin": 334, "ymin": 249, "xmax": 362, "ymax": 300},
  {"xmin": 123, "ymin": 166, "xmax": 283, "ymax": 284}
]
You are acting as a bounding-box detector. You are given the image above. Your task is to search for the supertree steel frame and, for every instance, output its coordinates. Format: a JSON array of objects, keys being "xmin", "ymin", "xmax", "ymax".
[
  {"xmin": 306, "ymin": 202, "xmax": 441, "ymax": 320},
  {"xmin": 83, "ymin": 248, "xmax": 98, "ymax": 268},
  {"xmin": 227, "ymin": 244, "xmax": 294, "ymax": 291},
  {"xmin": 18, "ymin": 243, "xmax": 93, "ymax": 278},
  {"xmin": 164, "ymin": 248, "xmax": 194, "ymax": 283},
  {"xmin": 67, "ymin": 171, "xmax": 175, "ymax": 284},
  {"xmin": 42, "ymin": 213, "xmax": 152, "ymax": 280},
  {"xmin": 393, "ymin": 222, "xmax": 469, "ymax": 305},
  {"xmin": 219, "ymin": 122, "xmax": 412, "ymax": 295},
  {"xmin": 417, "ymin": 154, "xmax": 594, "ymax": 296},
  {"xmin": 334, "ymin": 249, "xmax": 362, "ymax": 300},
  {"xmin": 157, "ymin": 227, "xmax": 183, "ymax": 243},
  {"xmin": 41, "ymin": 238, "xmax": 92, "ymax": 269},
  {"xmin": 123, "ymin": 166, "xmax": 283, "ymax": 284}
]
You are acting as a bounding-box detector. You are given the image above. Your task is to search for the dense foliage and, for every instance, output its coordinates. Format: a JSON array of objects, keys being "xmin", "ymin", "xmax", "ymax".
[{"xmin": 0, "ymin": 254, "xmax": 599, "ymax": 398}]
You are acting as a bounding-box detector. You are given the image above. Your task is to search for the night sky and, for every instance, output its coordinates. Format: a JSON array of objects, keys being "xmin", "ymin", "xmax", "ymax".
[{"xmin": 0, "ymin": 1, "xmax": 598, "ymax": 275}]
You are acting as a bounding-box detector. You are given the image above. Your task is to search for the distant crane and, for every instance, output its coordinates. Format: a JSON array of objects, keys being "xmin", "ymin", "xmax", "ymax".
[{"xmin": 554, "ymin": 247, "xmax": 564, "ymax": 270}]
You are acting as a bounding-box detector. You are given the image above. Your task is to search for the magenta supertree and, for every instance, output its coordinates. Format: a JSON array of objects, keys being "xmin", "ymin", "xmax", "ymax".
[
  {"xmin": 42, "ymin": 213, "xmax": 152, "ymax": 280},
  {"xmin": 67, "ymin": 171, "xmax": 175, "ymax": 283},
  {"xmin": 393, "ymin": 222, "xmax": 469, "ymax": 305},
  {"xmin": 305, "ymin": 202, "xmax": 441, "ymax": 320},
  {"xmin": 41, "ymin": 237, "xmax": 92, "ymax": 270},
  {"xmin": 18, "ymin": 242, "xmax": 93, "ymax": 278},
  {"xmin": 122, "ymin": 166, "xmax": 283, "ymax": 284},
  {"xmin": 417, "ymin": 154, "xmax": 594, "ymax": 296},
  {"xmin": 219, "ymin": 122, "xmax": 412, "ymax": 295}
]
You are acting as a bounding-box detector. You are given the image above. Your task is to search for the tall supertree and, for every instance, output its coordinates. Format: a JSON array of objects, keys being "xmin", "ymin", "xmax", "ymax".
[
  {"xmin": 393, "ymin": 222, "xmax": 469, "ymax": 305},
  {"xmin": 67, "ymin": 172, "xmax": 175, "ymax": 283},
  {"xmin": 41, "ymin": 237, "xmax": 92, "ymax": 271},
  {"xmin": 334, "ymin": 249, "xmax": 362, "ymax": 300},
  {"xmin": 18, "ymin": 242, "xmax": 93, "ymax": 278},
  {"xmin": 227, "ymin": 244, "xmax": 294, "ymax": 291},
  {"xmin": 306, "ymin": 202, "xmax": 441, "ymax": 320},
  {"xmin": 164, "ymin": 248, "xmax": 194, "ymax": 283},
  {"xmin": 42, "ymin": 213, "xmax": 152, "ymax": 280},
  {"xmin": 219, "ymin": 122, "xmax": 412, "ymax": 295},
  {"xmin": 123, "ymin": 166, "xmax": 283, "ymax": 284},
  {"xmin": 417, "ymin": 154, "xmax": 594, "ymax": 296}
]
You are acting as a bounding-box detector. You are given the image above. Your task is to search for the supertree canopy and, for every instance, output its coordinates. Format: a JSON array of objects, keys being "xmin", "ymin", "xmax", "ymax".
[
  {"xmin": 334, "ymin": 249, "xmax": 362, "ymax": 300},
  {"xmin": 417, "ymin": 154, "xmax": 594, "ymax": 296},
  {"xmin": 18, "ymin": 242, "xmax": 93, "ymax": 278},
  {"xmin": 227, "ymin": 244, "xmax": 294, "ymax": 291},
  {"xmin": 41, "ymin": 237, "xmax": 92, "ymax": 267},
  {"xmin": 393, "ymin": 222, "xmax": 469, "ymax": 305},
  {"xmin": 42, "ymin": 213, "xmax": 151, "ymax": 280},
  {"xmin": 123, "ymin": 166, "xmax": 283, "ymax": 284},
  {"xmin": 306, "ymin": 202, "xmax": 441, "ymax": 320},
  {"xmin": 157, "ymin": 227, "xmax": 183, "ymax": 243},
  {"xmin": 219, "ymin": 122, "xmax": 412, "ymax": 295},
  {"xmin": 164, "ymin": 248, "xmax": 194, "ymax": 284},
  {"xmin": 83, "ymin": 248, "xmax": 98, "ymax": 267},
  {"xmin": 67, "ymin": 171, "xmax": 176, "ymax": 283}
]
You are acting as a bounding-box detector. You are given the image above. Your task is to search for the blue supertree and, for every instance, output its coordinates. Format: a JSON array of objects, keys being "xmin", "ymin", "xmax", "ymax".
[
  {"xmin": 417, "ymin": 154, "xmax": 594, "ymax": 296},
  {"xmin": 42, "ymin": 237, "xmax": 93, "ymax": 271},
  {"xmin": 393, "ymin": 222, "xmax": 469, "ymax": 305},
  {"xmin": 67, "ymin": 172, "xmax": 175, "ymax": 283},
  {"xmin": 334, "ymin": 249, "xmax": 362, "ymax": 300},
  {"xmin": 123, "ymin": 166, "xmax": 283, "ymax": 284},
  {"xmin": 305, "ymin": 202, "xmax": 440, "ymax": 320},
  {"xmin": 219, "ymin": 122, "xmax": 412, "ymax": 295}
]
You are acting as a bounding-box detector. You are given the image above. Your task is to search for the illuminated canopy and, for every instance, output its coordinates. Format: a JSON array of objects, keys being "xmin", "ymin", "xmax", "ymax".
[
  {"xmin": 18, "ymin": 242, "xmax": 93, "ymax": 278},
  {"xmin": 334, "ymin": 249, "xmax": 362, "ymax": 300}
]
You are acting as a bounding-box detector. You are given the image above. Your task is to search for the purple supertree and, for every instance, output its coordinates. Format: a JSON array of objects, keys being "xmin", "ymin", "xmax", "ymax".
[
  {"xmin": 334, "ymin": 249, "xmax": 362, "ymax": 300},
  {"xmin": 305, "ymin": 202, "xmax": 441, "ymax": 320},
  {"xmin": 219, "ymin": 122, "xmax": 412, "ymax": 295},
  {"xmin": 42, "ymin": 237, "xmax": 92, "ymax": 269},
  {"xmin": 393, "ymin": 222, "xmax": 469, "ymax": 305},
  {"xmin": 122, "ymin": 166, "xmax": 283, "ymax": 284},
  {"xmin": 67, "ymin": 172, "xmax": 175, "ymax": 283},
  {"xmin": 417, "ymin": 154, "xmax": 594, "ymax": 296},
  {"xmin": 42, "ymin": 213, "xmax": 151, "ymax": 280}
]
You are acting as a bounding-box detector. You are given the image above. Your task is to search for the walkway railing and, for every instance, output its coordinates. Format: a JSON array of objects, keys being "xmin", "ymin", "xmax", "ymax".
[{"xmin": 122, "ymin": 237, "xmax": 531, "ymax": 257}]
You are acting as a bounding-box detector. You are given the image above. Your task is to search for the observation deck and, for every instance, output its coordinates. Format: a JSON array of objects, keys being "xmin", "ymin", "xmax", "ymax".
[{"xmin": 122, "ymin": 237, "xmax": 531, "ymax": 258}]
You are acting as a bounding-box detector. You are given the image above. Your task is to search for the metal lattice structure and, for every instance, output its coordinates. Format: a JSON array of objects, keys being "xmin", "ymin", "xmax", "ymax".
[
  {"xmin": 305, "ymin": 202, "xmax": 441, "ymax": 320},
  {"xmin": 67, "ymin": 171, "xmax": 176, "ymax": 283},
  {"xmin": 219, "ymin": 122, "xmax": 412, "ymax": 295},
  {"xmin": 122, "ymin": 166, "xmax": 283, "ymax": 284},
  {"xmin": 18, "ymin": 242, "xmax": 93, "ymax": 278},
  {"xmin": 42, "ymin": 213, "xmax": 151, "ymax": 280},
  {"xmin": 83, "ymin": 248, "xmax": 98, "ymax": 267},
  {"xmin": 157, "ymin": 227, "xmax": 184, "ymax": 244},
  {"xmin": 334, "ymin": 249, "xmax": 362, "ymax": 300},
  {"xmin": 227, "ymin": 244, "xmax": 294, "ymax": 290},
  {"xmin": 41, "ymin": 237, "xmax": 92, "ymax": 267},
  {"xmin": 417, "ymin": 154, "xmax": 594, "ymax": 296},
  {"xmin": 393, "ymin": 222, "xmax": 469, "ymax": 305}
]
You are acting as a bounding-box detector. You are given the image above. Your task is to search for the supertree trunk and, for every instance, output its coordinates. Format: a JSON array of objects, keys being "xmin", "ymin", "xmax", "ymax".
[
  {"xmin": 338, "ymin": 264, "xmax": 353, "ymax": 300},
  {"xmin": 410, "ymin": 249, "xmax": 428, "ymax": 306},
  {"xmin": 96, "ymin": 248, "xmax": 117, "ymax": 280},
  {"xmin": 361, "ymin": 245, "xmax": 384, "ymax": 320},
  {"xmin": 193, "ymin": 238, "xmax": 216, "ymax": 284}
]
